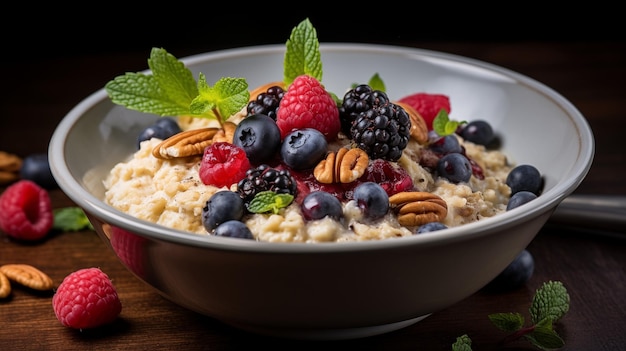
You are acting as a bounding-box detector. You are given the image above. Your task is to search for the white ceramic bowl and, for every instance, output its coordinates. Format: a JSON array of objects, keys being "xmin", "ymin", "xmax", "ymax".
[{"xmin": 49, "ymin": 44, "xmax": 594, "ymax": 340}]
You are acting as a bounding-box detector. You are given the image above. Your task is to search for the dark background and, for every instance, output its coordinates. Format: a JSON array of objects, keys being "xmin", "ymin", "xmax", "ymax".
[{"xmin": 3, "ymin": 6, "xmax": 623, "ymax": 62}]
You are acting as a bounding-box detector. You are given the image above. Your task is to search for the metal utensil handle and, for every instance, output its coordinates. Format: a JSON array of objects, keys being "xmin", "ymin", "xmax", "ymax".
[{"xmin": 549, "ymin": 194, "xmax": 626, "ymax": 234}]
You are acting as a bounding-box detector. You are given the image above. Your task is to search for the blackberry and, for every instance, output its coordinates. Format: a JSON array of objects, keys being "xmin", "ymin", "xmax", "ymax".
[
  {"xmin": 246, "ymin": 85, "xmax": 285, "ymax": 120},
  {"xmin": 350, "ymin": 102, "xmax": 411, "ymax": 162},
  {"xmin": 237, "ymin": 164, "xmax": 298, "ymax": 205},
  {"xmin": 339, "ymin": 84, "xmax": 390, "ymax": 136}
]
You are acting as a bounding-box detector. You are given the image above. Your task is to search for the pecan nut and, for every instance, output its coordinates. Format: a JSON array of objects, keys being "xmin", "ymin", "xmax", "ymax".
[
  {"xmin": 0, "ymin": 151, "xmax": 22, "ymax": 185},
  {"xmin": 395, "ymin": 101, "xmax": 429, "ymax": 145},
  {"xmin": 0, "ymin": 271, "xmax": 10, "ymax": 298},
  {"xmin": 152, "ymin": 128, "xmax": 219, "ymax": 159},
  {"xmin": 389, "ymin": 191, "xmax": 448, "ymax": 227},
  {"xmin": 0, "ymin": 264, "xmax": 54, "ymax": 291},
  {"xmin": 314, "ymin": 148, "xmax": 369, "ymax": 184}
]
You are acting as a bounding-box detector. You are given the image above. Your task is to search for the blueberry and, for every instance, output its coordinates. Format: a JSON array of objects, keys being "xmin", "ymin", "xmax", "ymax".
[
  {"xmin": 301, "ymin": 191, "xmax": 344, "ymax": 221},
  {"xmin": 460, "ymin": 120, "xmax": 494, "ymax": 146},
  {"xmin": 281, "ymin": 128, "xmax": 328, "ymax": 170},
  {"xmin": 137, "ymin": 117, "xmax": 182, "ymax": 148},
  {"xmin": 352, "ymin": 182, "xmax": 389, "ymax": 220},
  {"xmin": 214, "ymin": 220, "xmax": 254, "ymax": 239},
  {"xmin": 485, "ymin": 249, "xmax": 534, "ymax": 292},
  {"xmin": 428, "ymin": 135, "xmax": 462, "ymax": 155},
  {"xmin": 506, "ymin": 164, "xmax": 543, "ymax": 195},
  {"xmin": 19, "ymin": 153, "xmax": 58, "ymax": 189},
  {"xmin": 506, "ymin": 191, "xmax": 538, "ymax": 211},
  {"xmin": 233, "ymin": 114, "xmax": 281, "ymax": 164},
  {"xmin": 202, "ymin": 191, "xmax": 245, "ymax": 232},
  {"xmin": 416, "ymin": 222, "xmax": 448, "ymax": 233},
  {"xmin": 436, "ymin": 153, "xmax": 472, "ymax": 183}
]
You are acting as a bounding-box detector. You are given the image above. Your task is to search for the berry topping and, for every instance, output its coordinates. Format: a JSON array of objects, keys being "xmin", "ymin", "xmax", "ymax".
[
  {"xmin": 506, "ymin": 164, "xmax": 543, "ymax": 195},
  {"xmin": 52, "ymin": 267, "xmax": 122, "ymax": 329},
  {"xmin": 137, "ymin": 117, "xmax": 182, "ymax": 148},
  {"xmin": 350, "ymin": 102, "xmax": 412, "ymax": 161},
  {"xmin": 246, "ymin": 85, "xmax": 285, "ymax": 120},
  {"xmin": 397, "ymin": 92, "xmax": 451, "ymax": 131},
  {"xmin": 459, "ymin": 120, "xmax": 495, "ymax": 146},
  {"xmin": 0, "ymin": 180, "xmax": 53, "ymax": 241},
  {"xmin": 506, "ymin": 191, "xmax": 538, "ymax": 211},
  {"xmin": 202, "ymin": 191, "xmax": 245, "ymax": 232},
  {"xmin": 276, "ymin": 75, "xmax": 340, "ymax": 141},
  {"xmin": 199, "ymin": 142, "xmax": 250, "ymax": 188},
  {"xmin": 416, "ymin": 222, "xmax": 448, "ymax": 233},
  {"xmin": 232, "ymin": 113, "xmax": 282, "ymax": 165},
  {"xmin": 236, "ymin": 164, "xmax": 298, "ymax": 206},
  {"xmin": 339, "ymin": 84, "xmax": 390, "ymax": 136},
  {"xmin": 213, "ymin": 220, "xmax": 254, "ymax": 239},
  {"xmin": 352, "ymin": 182, "xmax": 389, "ymax": 220},
  {"xmin": 300, "ymin": 191, "xmax": 344, "ymax": 221},
  {"xmin": 280, "ymin": 128, "xmax": 328, "ymax": 170},
  {"xmin": 358, "ymin": 159, "xmax": 414, "ymax": 197},
  {"xmin": 436, "ymin": 153, "xmax": 473, "ymax": 184}
]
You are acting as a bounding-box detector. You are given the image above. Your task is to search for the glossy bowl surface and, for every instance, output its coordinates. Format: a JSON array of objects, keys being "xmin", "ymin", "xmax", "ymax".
[{"xmin": 49, "ymin": 44, "xmax": 594, "ymax": 340}]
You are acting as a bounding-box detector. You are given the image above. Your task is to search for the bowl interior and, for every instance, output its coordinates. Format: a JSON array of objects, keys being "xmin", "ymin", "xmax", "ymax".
[{"xmin": 50, "ymin": 43, "xmax": 595, "ymax": 245}]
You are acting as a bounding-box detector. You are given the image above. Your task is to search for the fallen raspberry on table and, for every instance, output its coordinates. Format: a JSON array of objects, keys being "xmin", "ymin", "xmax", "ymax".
[
  {"xmin": 199, "ymin": 142, "xmax": 251, "ymax": 187},
  {"xmin": 397, "ymin": 92, "xmax": 451, "ymax": 130},
  {"xmin": 52, "ymin": 267, "xmax": 122, "ymax": 329},
  {"xmin": 0, "ymin": 179, "xmax": 53, "ymax": 241},
  {"xmin": 276, "ymin": 75, "xmax": 341, "ymax": 141}
]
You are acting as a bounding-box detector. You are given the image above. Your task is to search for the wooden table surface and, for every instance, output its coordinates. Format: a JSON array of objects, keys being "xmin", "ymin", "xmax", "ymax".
[{"xmin": 1, "ymin": 32, "xmax": 625, "ymax": 350}]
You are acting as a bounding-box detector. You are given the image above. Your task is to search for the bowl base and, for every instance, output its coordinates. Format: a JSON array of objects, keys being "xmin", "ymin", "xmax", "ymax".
[{"xmin": 227, "ymin": 314, "xmax": 431, "ymax": 341}]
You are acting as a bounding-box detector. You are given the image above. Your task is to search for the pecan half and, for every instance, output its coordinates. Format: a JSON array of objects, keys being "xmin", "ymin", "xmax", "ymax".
[
  {"xmin": 0, "ymin": 151, "xmax": 22, "ymax": 185},
  {"xmin": 314, "ymin": 147, "xmax": 369, "ymax": 184},
  {"xmin": 0, "ymin": 264, "xmax": 54, "ymax": 291},
  {"xmin": 152, "ymin": 128, "xmax": 219, "ymax": 159},
  {"xmin": 389, "ymin": 191, "xmax": 448, "ymax": 227},
  {"xmin": 0, "ymin": 271, "xmax": 10, "ymax": 298},
  {"xmin": 395, "ymin": 101, "xmax": 429, "ymax": 145}
]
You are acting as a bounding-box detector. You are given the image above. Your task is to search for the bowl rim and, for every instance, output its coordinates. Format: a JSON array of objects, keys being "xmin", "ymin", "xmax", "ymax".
[{"xmin": 49, "ymin": 43, "xmax": 595, "ymax": 253}]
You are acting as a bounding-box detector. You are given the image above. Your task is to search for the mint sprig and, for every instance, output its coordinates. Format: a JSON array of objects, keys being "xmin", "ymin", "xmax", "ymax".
[
  {"xmin": 433, "ymin": 109, "xmax": 466, "ymax": 136},
  {"xmin": 247, "ymin": 191, "xmax": 294, "ymax": 214},
  {"xmin": 105, "ymin": 47, "xmax": 249, "ymax": 126},
  {"xmin": 283, "ymin": 18, "xmax": 322, "ymax": 87},
  {"xmin": 453, "ymin": 281, "xmax": 570, "ymax": 351}
]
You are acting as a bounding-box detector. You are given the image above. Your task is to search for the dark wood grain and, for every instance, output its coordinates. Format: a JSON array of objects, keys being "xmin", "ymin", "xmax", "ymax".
[{"xmin": 1, "ymin": 40, "xmax": 624, "ymax": 350}]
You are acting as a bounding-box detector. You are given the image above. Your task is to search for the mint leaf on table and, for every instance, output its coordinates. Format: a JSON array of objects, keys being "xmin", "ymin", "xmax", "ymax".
[
  {"xmin": 53, "ymin": 207, "xmax": 93, "ymax": 231},
  {"xmin": 454, "ymin": 280, "xmax": 569, "ymax": 350},
  {"xmin": 451, "ymin": 334, "xmax": 473, "ymax": 351},
  {"xmin": 283, "ymin": 17, "xmax": 322, "ymax": 87}
]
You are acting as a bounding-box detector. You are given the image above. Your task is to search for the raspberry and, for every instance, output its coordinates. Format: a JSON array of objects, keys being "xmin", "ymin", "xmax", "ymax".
[
  {"xmin": 0, "ymin": 179, "xmax": 53, "ymax": 241},
  {"xmin": 397, "ymin": 93, "xmax": 451, "ymax": 130},
  {"xmin": 276, "ymin": 75, "xmax": 341, "ymax": 141},
  {"xmin": 199, "ymin": 142, "xmax": 251, "ymax": 188},
  {"xmin": 52, "ymin": 267, "xmax": 122, "ymax": 329}
]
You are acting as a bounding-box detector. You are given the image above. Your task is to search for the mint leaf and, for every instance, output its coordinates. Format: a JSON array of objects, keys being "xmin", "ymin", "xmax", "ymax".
[
  {"xmin": 530, "ymin": 281, "xmax": 570, "ymax": 325},
  {"xmin": 432, "ymin": 109, "xmax": 464, "ymax": 136},
  {"xmin": 105, "ymin": 48, "xmax": 198, "ymax": 116},
  {"xmin": 53, "ymin": 207, "xmax": 94, "ymax": 231},
  {"xmin": 283, "ymin": 18, "xmax": 322, "ymax": 86},
  {"xmin": 368, "ymin": 73, "xmax": 386, "ymax": 92},
  {"xmin": 451, "ymin": 334, "xmax": 473, "ymax": 351},
  {"xmin": 526, "ymin": 318, "xmax": 565, "ymax": 350},
  {"xmin": 190, "ymin": 75, "xmax": 249, "ymax": 123},
  {"xmin": 488, "ymin": 312, "xmax": 525, "ymax": 332},
  {"xmin": 148, "ymin": 47, "xmax": 199, "ymax": 108},
  {"xmin": 247, "ymin": 191, "xmax": 294, "ymax": 214}
]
